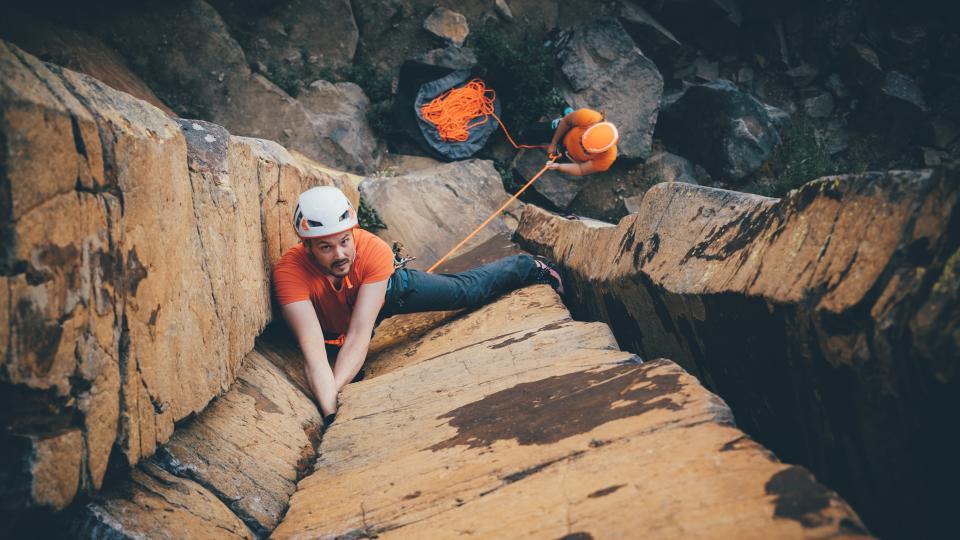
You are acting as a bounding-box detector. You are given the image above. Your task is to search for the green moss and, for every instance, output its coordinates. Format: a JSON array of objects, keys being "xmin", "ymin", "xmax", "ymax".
[
  {"xmin": 495, "ymin": 160, "xmax": 523, "ymax": 193},
  {"xmin": 745, "ymin": 114, "xmax": 841, "ymax": 197},
  {"xmin": 358, "ymin": 197, "xmax": 387, "ymax": 231}
]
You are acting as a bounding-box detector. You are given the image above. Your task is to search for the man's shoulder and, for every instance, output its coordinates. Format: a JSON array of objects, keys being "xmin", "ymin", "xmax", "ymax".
[
  {"xmin": 354, "ymin": 228, "xmax": 388, "ymax": 251},
  {"xmin": 571, "ymin": 108, "xmax": 603, "ymax": 126},
  {"xmin": 275, "ymin": 243, "xmax": 309, "ymax": 272},
  {"xmin": 353, "ymin": 228, "xmax": 394, "ymax": 282}
]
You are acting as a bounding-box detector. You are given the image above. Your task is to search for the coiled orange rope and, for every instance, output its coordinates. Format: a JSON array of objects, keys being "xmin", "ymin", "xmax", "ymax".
[{"xmin": 420, "ymin": 78, "xmax": 546, "ymax": 150}]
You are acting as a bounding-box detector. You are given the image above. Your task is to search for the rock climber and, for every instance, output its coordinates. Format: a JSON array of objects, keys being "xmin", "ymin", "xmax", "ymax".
[
  {"xmin": 272, "ymin": 186, "xmax": 564, "ymax": 425},
  {"xmin": 525, "ymin": 107, "xmax": 619, "ymax": 176}
]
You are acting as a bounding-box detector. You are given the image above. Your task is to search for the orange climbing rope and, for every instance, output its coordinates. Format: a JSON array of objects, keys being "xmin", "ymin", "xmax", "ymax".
[{"xmin": 419, "ymin": 78, "xmax": 559, "ymax": 273}]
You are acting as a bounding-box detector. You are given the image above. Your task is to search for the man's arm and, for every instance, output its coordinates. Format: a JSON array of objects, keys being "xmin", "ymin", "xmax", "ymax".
[
  {"xmin": 545, "ymin": 159, "xmax": 599, "ymax": 177},
  {"xmin": 332, "ymin": 279, "xmax": 388, "ymax": 390},
  {"xmin": 547, "ymin": 112, "xmax": 574, "ymax": 156},
  {"xmin": 281, "ymin": 301, "xmax": 338, "ymax": 416}
]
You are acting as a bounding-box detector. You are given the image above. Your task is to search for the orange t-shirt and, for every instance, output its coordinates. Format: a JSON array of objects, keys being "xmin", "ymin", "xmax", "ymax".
[
  {"xmin": 562, "ymin": 108, "xmax": 617, "ymax": 172},
  {"xmin": 272, "ymin": 228, "xmax": 394, "ymax": 335}
]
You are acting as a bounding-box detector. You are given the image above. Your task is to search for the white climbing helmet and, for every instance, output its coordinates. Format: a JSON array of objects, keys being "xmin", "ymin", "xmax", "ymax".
[{"xmin": 293, "ymin": 186, "xmax": 358, "ymax": 238}]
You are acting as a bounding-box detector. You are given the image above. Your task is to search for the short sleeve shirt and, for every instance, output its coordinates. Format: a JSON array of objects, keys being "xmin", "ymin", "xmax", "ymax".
[
  {"xmin": 272, "ymin": 228, "xmax": 394, "ymax": 335},
  {"xmin": 562, "ymin": 108, "xmax": 618, "ymax": 172}
]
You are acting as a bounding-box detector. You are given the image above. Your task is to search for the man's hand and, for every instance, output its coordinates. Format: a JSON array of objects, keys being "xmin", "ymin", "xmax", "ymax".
[
  {"xmin": 547, "ymin": 143, "xmax": 558, "ymax": 157},
  {"xmin": 333, "ymin": 279, "xmax": 388, "ymax": 390}
]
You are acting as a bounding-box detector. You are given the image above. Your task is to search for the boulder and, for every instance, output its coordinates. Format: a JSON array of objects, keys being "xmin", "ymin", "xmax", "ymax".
[
  {"xmin": 512, "ymin": 148, "xmax": 589, "ymax": 211},
  {"xmin": 656, "ymin": 79, "xmax": 789, "ymax": 182},
  {"xmin": 802, "ymin": 89, "xmax": 835, "ymax": 118},
  {"xmin": 94, "ymin": 0, "xmax": 382, "ymax": 173},
  {"xmin": 494, "ymin": 0, "xmax": 514, "ymax": 21},
  {"xmin": 423, "ymin": 7, "xmax": 469, "ymax": 47},
  {"xmin": 819, "ymin": 117, "xmax": 851, "ymax": 155},
  {"xmin": 209, "ymin": 0, "xmax": 358, "ymax": 84},
  {"xmin": 273, "ymin": 284, "xmax": 868, "ymax": 539},
  {"xmin": 564, "ymin": 148, "xmax": 709, "ymax": 222},
  {"xmin": 635, "ymin": 0, "xmax": 743, "ymax": 53},
  {"xmin": 0, "ymin": 40, "xmax": 347, "ymax": 513},
  {"xmin": 675, "ymin": 55, "xmax": 721, "ymax": 82},
  {"xmin": 556, "ymin": 17, "xmax": 664, "ymax": 160},
  {"xmin": 615, "ymin": 0, "xmax": 682, "ymax": 67},
  {"xmin": 359, "ymin": 159, "xmax": 521, "ymax": 270},
  {"xmin": 802, "ymin": 0, "xmax": 866, "ymax": 64},
  {"xmin": 851, "ymin": 71, "xmax": 928, "ymax": 156},
  {"xmin": 840, "ymin": 41, "xmax": 884, "ymax": 91},
  {"xmin": 515, "ymin": 169, "xmax": 959, "ymax": 539}
]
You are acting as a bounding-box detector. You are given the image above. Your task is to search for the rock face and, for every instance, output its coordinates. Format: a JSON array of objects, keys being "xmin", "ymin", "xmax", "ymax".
[
  {"xmin": 72, "ymin": 338, "xmax": 322, "ymax": 538},
  {"xmin": 358, "ymin": 159, "xmax": 521, "ymax": 270},
  {"xmin": 93, "ymin": 0, "xmax": 382, "ymax": 173},
  {"xmin": 556, "ymin": 17, "xmax": 664, "ymax": 161},
  {"xmin": 273, "ymin": 284, "xmax": 868, "ymax": 538},
  {"xmin": 657, "ymin": 79, "xmax": 789, "ymax": 182},
  {"xmin": 0, "ymin": 41, "xmax": 348, "ymax": 514},
  {"xmin": 515, "ymin": 169, "xmax": 960, "ymax": 539}
]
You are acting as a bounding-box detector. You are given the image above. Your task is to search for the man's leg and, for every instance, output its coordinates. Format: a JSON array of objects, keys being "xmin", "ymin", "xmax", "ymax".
[{"xmin": 383, "ymin": 254, "xmax": 548, "ymax": 317}]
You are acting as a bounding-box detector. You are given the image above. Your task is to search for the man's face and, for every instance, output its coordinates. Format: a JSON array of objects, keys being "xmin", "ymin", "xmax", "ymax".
[{"xmin": 306, "ymin": 230, "xmax": 356, "ymax": 278}]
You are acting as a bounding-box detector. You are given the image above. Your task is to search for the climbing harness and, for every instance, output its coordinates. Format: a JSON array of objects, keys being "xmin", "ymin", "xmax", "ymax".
[{"xmin": 418, "ymin": 78, "xmax": 561, "ymax": 273}]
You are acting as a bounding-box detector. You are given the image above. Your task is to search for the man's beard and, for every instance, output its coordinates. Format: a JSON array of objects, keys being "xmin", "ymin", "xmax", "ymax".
[{"xmin": 328, "ymin": 258, "xmax": 351, "ymax": 277}]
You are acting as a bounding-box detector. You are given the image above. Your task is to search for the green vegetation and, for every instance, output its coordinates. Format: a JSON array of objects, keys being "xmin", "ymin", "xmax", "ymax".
[
  {"xmin": 347, "ymin": 56, "xmax": 393, "ymax": 104},
  {"xmin": 469, "ymin": 22, "xmax": 565, "ymax": 130},
  {"xmin": 358, "ymin": 197, "xmax": 387, "ymax": 231},
  {"xmin": 495, "ymin": 160, "xmax": 523, "ymax": 194},
  {"xmin": 745, "ymin": 114, "xmax": 884, "ymax": 197}
]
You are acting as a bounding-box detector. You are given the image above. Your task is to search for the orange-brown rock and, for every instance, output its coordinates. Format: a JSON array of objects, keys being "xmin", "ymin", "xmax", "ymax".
[
  {"xmin": 515, "ymin": 171, "xmax": 959, "ymax": 538},
  {"xmin": 273, "ymin": 285, "xmax": 869, "ymax": 539},
  {"xmin": 72, "ymin": 339, "xmax": 322, "ymax": 537},
  {"xmin": 0, "ymin": 41, "xmax": 343, "ymax": 514},
  {"xmin": 72, "ymin": 463, "xmax": 255, "ymax": 539}
]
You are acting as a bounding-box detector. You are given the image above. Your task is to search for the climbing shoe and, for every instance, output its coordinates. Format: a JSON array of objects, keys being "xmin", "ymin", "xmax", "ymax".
[{"xmin": 533, "ymin": 256, "xmax": 565, "ymax": 295}]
